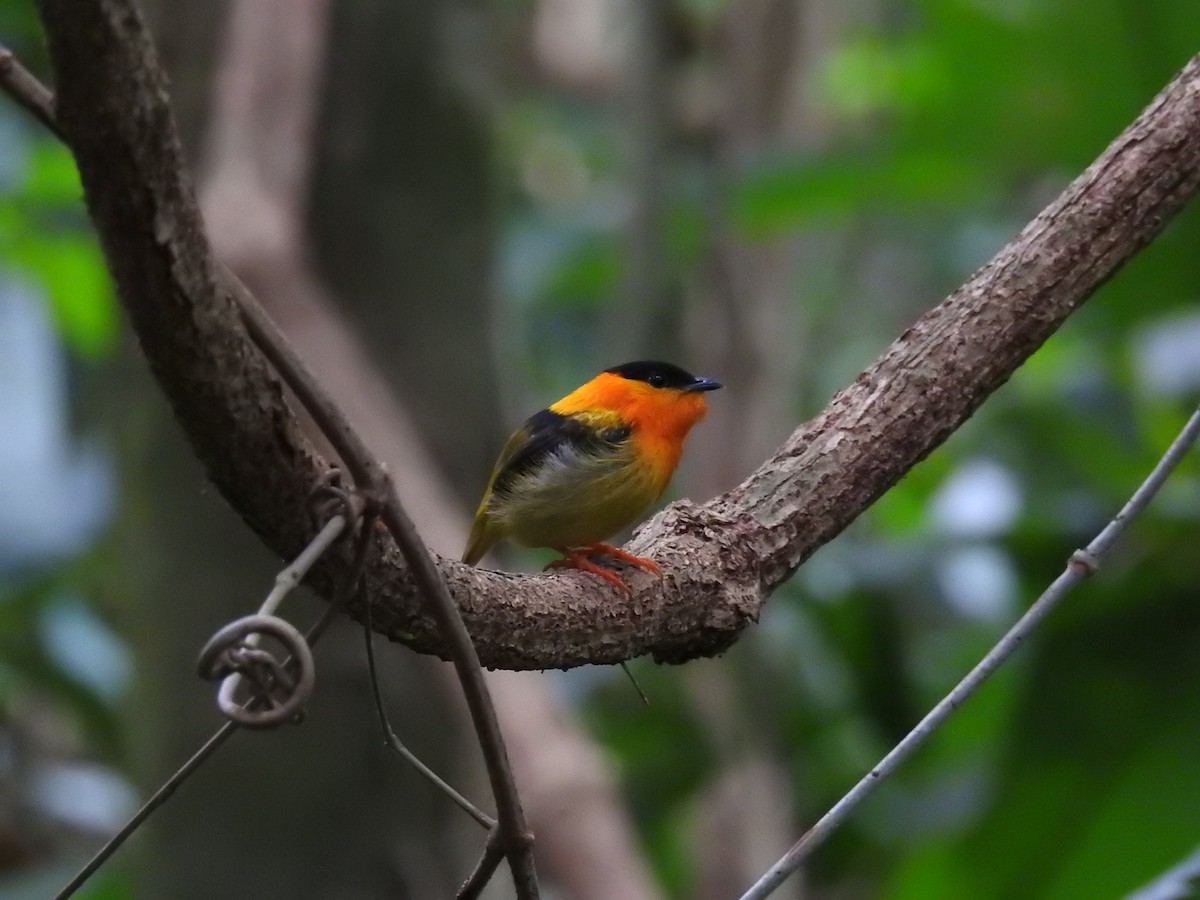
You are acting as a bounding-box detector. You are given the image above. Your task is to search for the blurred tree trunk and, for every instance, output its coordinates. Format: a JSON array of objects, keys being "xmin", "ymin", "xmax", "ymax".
[
  {"xmin": 311, "ymin": 0, "xmax": 502, "ymax": 497},
  {"xmin": 120, "ymin": 1, "xmax": 495, "ymax": 896},
  {"xmin": 116, "ymin": 400, "xmax": 466, "ymax": 899},
  {"xmin": 115, "ymin": 1, "xmax": 662, "ymax": 898}
]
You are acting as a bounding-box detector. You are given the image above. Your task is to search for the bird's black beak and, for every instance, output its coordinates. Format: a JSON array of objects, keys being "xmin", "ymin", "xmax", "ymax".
[{"xmin": 685, "ymin": 377, "xmax": 723, "ymax": 393}]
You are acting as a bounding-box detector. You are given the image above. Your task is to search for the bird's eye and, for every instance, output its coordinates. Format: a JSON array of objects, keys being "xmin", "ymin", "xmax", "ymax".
[{"xmin": 648, "ymin": 372, "xmax": 666, "ymax": 388}]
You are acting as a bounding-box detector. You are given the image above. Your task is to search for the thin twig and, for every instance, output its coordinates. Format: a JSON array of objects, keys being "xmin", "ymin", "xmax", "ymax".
[
  {"xmin": 242, "ymin": 261, "xmax": 536, "ymax": 887},
  {"xmin": 1125, "ymin": 843, "xmax": 1200, "ymax": 900},
  {"xmin": 740, "ymin": 404, "xmax": 1200, "ymax": 900},
  {"xmin": 0, "ymin": 47, "xmax": 64, "ymax": 140},
  {"xmin": 220, "ymin": 125, "xmax": 538, "ymax": 900},
  {"xmin": 458, "ymin": 837, "xmax": 506, "ymax": 900},
  {"xmin": 352, "ymin": 505, "xmax": 497, "ymax": 830},
  {"xmin": 619, "ymin": 661, "xmax": 651, "ymax": 706},
  {"xmin": 0, "ymin": 37, "xmax": 538, "ymax": 898},
  {"xmin": 263, "ymin": 511, "xmax": 350, "ymax": 617},
  {"xmin": 376, "ymin": 496, "xmax": 539, "ymax": 895},
  {"xmin": 363, "ymin": 590, "xmax": 497, "ymax": 830},
  {"xmin": 55, "ymin": 602, "xmax": 341, "ymax": 900},
  {"xmin": 54, "ymin": 722, "xmax": 236, "ymax": 900},
  {"xmin": 362, "ymin": 623, "xmax": 497, "ymax": 829},
  {"xmin": 57, "ymin": 455, "xmax": 356, "ymax": 895}
]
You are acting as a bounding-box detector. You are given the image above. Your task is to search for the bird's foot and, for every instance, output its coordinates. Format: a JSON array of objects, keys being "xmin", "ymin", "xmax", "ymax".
[
  {"xmin": 545, "ymin": 544, "xmax": 659, "ymax": 592},
  {"xmin": 580, "ymin": 542, "xmax": 660, "ymax": 574}
]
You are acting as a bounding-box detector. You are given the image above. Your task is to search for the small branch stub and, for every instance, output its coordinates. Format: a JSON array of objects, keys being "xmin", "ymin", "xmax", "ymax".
[{"xmin": 1069, "ymin": 549, "xmax": 1101, "ymax": 576}]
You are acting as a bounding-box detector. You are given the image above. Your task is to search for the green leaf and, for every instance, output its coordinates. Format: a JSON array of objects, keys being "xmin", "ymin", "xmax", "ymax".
[
  {"xmin": 820, "ymin": 35, "xmax": 950, "ymax": 120},
  {"xmin": 1, "ymin": 139, "xmax": 118, "ymax": 358},
  {"xmin": 733, "ymin": 149, "xmax": 989, "ymax": 235}
]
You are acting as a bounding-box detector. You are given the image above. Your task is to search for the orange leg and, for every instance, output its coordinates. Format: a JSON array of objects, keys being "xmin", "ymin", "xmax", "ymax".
[
  {"xmin": 547, "ymin": 548, "xmax": 631, "ymax": 591},
  {"xmin": 580, "ymin": 542, "xmax": 660, "ymax": 574},
  {"xmin": 545, "ymin": 544, "xmax": 660, "ymax": 592}
]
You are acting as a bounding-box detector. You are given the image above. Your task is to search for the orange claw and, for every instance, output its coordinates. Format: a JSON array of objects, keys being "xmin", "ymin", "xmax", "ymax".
[{"xmin": 546, "ymin": 544, "xmax": 660, "ymax": 592}]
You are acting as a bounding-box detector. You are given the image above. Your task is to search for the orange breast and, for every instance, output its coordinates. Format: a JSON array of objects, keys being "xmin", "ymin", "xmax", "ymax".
[{"xmin": 552, "ymin": 372, "xmax": 709, "ymax": 491}]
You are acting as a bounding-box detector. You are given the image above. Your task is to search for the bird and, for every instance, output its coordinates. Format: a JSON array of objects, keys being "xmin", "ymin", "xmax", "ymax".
[{"xmin": 462, "ymin": 360, "xmax": 722, "ymax": 590}]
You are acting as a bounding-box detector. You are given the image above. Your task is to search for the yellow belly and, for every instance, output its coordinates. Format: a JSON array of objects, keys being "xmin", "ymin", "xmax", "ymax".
[{"xmin": 494, "ymin": 450, "xmax": 665, "ymax": 549}]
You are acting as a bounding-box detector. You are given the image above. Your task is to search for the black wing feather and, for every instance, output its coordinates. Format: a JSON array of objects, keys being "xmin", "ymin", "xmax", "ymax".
[{"xmin": 491, "ymin": 408, "xmax": 630, "ymax": 499}]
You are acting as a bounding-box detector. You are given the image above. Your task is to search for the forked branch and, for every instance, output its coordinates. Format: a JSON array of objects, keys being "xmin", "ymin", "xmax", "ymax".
[{"xmin": 19, "ymin": 8, "xmax": 1200, "ymax": 672}]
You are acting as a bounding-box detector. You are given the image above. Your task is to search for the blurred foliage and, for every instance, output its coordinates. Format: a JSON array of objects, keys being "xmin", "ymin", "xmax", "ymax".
[
  {"xmin": 0, "ymin": 137, "xmax": 119, "ymax": 359},
  {"xmin": 0, "ymin": 11, "xmax": 125, "ymax": 893},
  {"xmin": 0, "ymin": 558, "xmax": 126, "ymax": 759},
  {"xmin": 496, "ymin": 0, "xmax": 1200, "ymax": 897},
  {"xmin": 3, "ymin": 0, "xmax": 1200, "ymax": 897}
]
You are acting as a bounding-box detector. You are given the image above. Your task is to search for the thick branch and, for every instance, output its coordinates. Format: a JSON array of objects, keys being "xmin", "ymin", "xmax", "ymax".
[
  {"xmin": 26, "ymin": 0, "xmax": 1200, "ymax": 669},
  {"xmin": 718, "ymin": 71, "xmax": 1200, "ymax": 587},
  {"xmin": 34, "ymin": 5, "xmax": 539, "ymax": 893},
  {"xmin": 35, "ymin": 0, "xmax": 328, "ymax": 563}
]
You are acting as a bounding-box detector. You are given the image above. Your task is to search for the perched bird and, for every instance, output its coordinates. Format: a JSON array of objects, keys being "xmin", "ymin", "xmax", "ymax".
[{"xmin": 463, "ymin": 360, "xmax": 722, "ymax": 590}]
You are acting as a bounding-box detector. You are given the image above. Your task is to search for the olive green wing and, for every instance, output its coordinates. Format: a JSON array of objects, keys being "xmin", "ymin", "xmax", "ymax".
[
  {"xmin": 462, "ymin": 423, "xmax": 531, "ymax": 564},
  {"xmin": 461, "ymin": 409, "xmax": 630, "ymax": 564}
]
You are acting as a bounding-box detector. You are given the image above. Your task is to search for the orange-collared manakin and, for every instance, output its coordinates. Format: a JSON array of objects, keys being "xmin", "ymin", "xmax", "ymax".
[{"xmin": 463, "ymin": 360, "xmax": 722, "ymax": 589}]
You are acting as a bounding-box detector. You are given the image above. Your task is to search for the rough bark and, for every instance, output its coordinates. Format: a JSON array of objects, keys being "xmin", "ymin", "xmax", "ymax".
[
  {"xmin": 34, "ymin": 0, "xmax": 1200, "ymax": 669},
  {"xmin": 131, "ymin": 2, "xmax": 472, "ymax": 897}
]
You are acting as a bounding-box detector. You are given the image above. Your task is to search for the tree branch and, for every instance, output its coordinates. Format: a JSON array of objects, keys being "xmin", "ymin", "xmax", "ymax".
[
  {"xmin": 0, "ymin": 45, "xmax": 62, "ymax": 138},
  {"xmin": 18, "ymin": 0, "xmax": 1200, "ymax": 672}
]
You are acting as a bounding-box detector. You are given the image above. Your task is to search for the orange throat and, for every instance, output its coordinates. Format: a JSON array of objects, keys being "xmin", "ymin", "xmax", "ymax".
[{"xmin": 552, "ymin": 372, "xmax": 709, "ymax": 484}]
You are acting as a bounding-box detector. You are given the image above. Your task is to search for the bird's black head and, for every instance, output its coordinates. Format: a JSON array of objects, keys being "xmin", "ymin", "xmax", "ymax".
[{"xmin": 605, "ymin": 360, "xmax": 723, "ymax": 393}]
